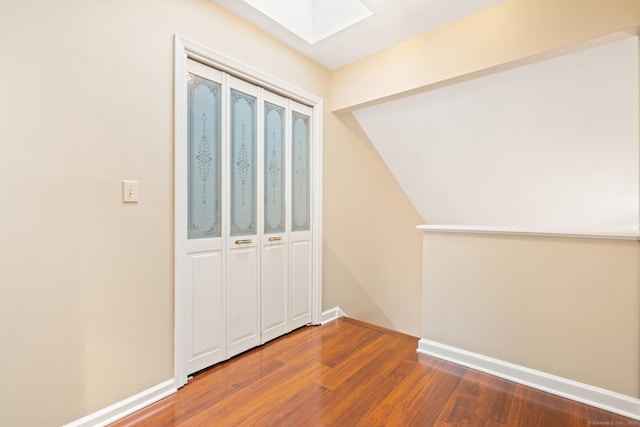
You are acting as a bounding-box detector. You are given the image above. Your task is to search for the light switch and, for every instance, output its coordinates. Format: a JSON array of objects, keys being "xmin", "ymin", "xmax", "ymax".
[{"xmin": 123, "ymin": 180, "xmax": 139, "ymax": 203}]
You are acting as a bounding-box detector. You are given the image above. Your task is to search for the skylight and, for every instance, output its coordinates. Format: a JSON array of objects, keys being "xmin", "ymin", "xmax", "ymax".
[{"xmin": 242, "ymin": 0, "xmax": 373, "ymax": 44}]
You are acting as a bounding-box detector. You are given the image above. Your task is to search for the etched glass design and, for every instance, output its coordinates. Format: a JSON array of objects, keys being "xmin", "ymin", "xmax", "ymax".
[
  {"xmin": 230, "ymin": 89, "xmax": 257, "ymax": 236},
  {"xmin": 188, "ymin": 73, "xmax": 221, "ymax": 239},
  {"xmin": 292, "ymin": 111, "xmax": 310, "ymax": 231},
  {"xmin": 264, "ymin": 102, "xmax": 285, "ymax": 234}
]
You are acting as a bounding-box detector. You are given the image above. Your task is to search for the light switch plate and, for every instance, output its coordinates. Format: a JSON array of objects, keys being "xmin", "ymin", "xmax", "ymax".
[{"xmin": 123, "ymin": 180, "xmax": 139, "ymax": 203}]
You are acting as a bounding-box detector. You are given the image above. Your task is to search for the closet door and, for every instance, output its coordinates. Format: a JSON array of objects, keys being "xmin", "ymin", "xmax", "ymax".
[
  {"xmin": 289, "ymin": 102, "xmax": 313, "ymax": 330},
  {"xmin": 226, "ymin": 77, "xmax": 261, "ymax": 358},
  {"xmin": 261, "ymin": 92, "xmax": 289, "ymax": 343},
  {"xmin": 185, "ymin": 60, "xmax": 225, "ymax": 374}
]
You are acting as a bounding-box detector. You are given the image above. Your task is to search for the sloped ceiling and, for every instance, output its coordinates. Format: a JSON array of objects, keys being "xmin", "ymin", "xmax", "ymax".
[{"xmin": 353, "ymin": 36, "xmax": 639, "ymax": 230}]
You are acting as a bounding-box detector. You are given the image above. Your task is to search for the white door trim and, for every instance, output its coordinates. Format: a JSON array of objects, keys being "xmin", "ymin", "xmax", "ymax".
[{"xmin": 173, "ymin": 34, "xmax": 323, "ymax": 388}]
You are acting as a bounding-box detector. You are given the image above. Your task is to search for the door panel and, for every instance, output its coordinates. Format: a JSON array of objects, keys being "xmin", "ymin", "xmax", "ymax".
[
  {"xmin": 261, "ymin": 241, "xmax": 287, "ymax": 342},
  {"xmin": 186, "ymin": 60, "xmax": 225, "ymax": 375},
  {"xmin": 227, "ymin": 243, "xmax": 259, "ymax": 357},
  {"xmin": 264, "ymin": 100, "xmax": 286, "ymax": 234},
  {"xmin": 289, "ymin": 239, "xmax": 312, "ymax": 329},
  {"xmin": 227, "ymin": 77, "xmax": 260, "ymax": 358},
  {"xmin": 289, "ymin": 102, "xmax": 313, "ymax": 330},
  {"xmin": 261, "ymin": 92, "xmax": 289, "ymax": 343},
  {"xmin": 229, "ymin": 87, "xmax": 257, "ymax": 236},
  {"xmin": 291, "ymin": 110, "xmax": 310, "ymax": 232},
  {"xmin": 187, "ymin": 251, "xmax": 224, "ymax": 373},
  {"xmin": 188, "ymin": 71, "xmax": 222, "ymax": 239}
]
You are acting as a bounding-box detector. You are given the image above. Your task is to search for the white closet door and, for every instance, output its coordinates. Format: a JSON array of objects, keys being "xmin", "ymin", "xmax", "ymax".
[
  {"xmin": 289, "ymin": 101, "xmax": 313, "ymax": 330},
  {"xmin": 226, "ymin": 77, "xmax": 261, "ymax": 358},
  {"xmin": 185, "ymin": 60, "xmax": 225, "ymax": 374},
  {"xmin": 261, "ymin": 92, "xmax": 289, "ymax": 343}
]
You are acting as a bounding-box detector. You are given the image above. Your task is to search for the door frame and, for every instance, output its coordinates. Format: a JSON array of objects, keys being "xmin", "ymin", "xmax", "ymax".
[{"xmin": 173, "ymin": 35, "xmax": 323, "ymax": 388}]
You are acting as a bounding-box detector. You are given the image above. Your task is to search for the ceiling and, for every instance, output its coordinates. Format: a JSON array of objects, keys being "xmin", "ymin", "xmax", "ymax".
[
  {"xmin": 211, "ymin": 0, "xmax": 506, "ymax": 70},
  {"xmin": 211, "ymin": 2, "xmax": 639, "ymax": 232}
]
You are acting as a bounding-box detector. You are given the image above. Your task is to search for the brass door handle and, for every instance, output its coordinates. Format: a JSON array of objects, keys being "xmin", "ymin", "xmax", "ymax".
[
  {"xmin": 235, "ymin": 239, "xmax": 252, "ymax": 244},
  {"xmin": 268, "ymin": 236, "xmax": 282, "ymax": 242}
]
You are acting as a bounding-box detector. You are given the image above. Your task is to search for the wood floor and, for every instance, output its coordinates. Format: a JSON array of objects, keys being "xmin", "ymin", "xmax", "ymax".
[{"xmin": 111, "ymin": 318, "xmax": 637, "ymax": 426}]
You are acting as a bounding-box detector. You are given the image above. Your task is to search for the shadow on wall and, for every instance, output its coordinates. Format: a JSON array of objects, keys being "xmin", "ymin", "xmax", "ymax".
[
  {"xmin": 323, "ymin": 243, "xmax": 398, "ymax": 332},
  {"xmin": 321, "ymin": 110, "xmax": 423, "ymax": 337}
]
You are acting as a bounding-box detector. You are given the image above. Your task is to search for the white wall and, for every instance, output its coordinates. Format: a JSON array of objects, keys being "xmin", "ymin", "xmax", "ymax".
[{"xmin": 354, "ymin": 35, "xmax": 639, "ymax": 230}]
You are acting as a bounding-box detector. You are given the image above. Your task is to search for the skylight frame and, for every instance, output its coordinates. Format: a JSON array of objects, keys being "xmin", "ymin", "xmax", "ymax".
[{"xmin": 242, "ymin": 0, "xmax": 373, "ymax": 44}]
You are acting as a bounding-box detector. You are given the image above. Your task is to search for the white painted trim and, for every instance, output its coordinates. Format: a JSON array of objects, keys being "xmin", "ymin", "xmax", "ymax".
[
  {"xmin": 417, "ymin": 225, "xmax": 640, "ymax": 241},
  {"xmin": 177, "ymin": 36, "xmax": 320, "ymax": 107},
  {"xmin": 173, "ymin": 35, "xmax": 189, "ymax": 390},
  {"xmin": 418, "ymin": 339, "xmax": 640, "ymax": 420},
  {"xmin": 62, "ymin": 379, "xmax": 177, "ymax": 427},
  {"xmin": 321, "ymin": 306, "xmax": 346, "ymax": 324},
  {"xmin": 174, "ymin": 34, "xmax": 323, "ymax": 386},
  {"xmin": 311, "ymin": 99, "xmax": 323, "ymax": 325}
]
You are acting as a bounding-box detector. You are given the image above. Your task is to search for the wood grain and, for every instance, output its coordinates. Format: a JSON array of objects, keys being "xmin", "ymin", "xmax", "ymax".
[{"xmin": 111, "ymin": 318, "xmax": 637, "ymax": 426}]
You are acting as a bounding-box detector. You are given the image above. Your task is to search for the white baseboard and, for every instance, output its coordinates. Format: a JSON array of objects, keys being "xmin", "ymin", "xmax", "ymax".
[
  {"xmin": 62, "ymin": 379, "xmax": 177, "ymax": 427},
  {"xmin": 418, "ymin": 339, "xmax": 640, "ymax": 421},
  {"xmin": 321, "ymin": 306, "xmax": 346, "ymax": 324},
  {"xmin": 65, "ymin": 309, "xmax": 344, "ymax": 426}
]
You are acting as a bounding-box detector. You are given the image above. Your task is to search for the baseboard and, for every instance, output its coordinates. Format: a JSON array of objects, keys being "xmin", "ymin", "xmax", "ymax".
[
  {"xmin": 417, "ymin": 339, "xmax": 640, "ymax": 421},
  {"xmin": 66, "ymin": 308, "xmax": 342, "ymax": 426},
  {"xmin": 321, "ymin": 306, "xmax": 346, "ymax": 324},
  {"xmin": 62, "ymin": 379, "xmax": 177, "ymax": 427}
]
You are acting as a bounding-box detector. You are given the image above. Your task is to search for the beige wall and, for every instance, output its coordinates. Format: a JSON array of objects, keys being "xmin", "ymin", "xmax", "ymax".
[
  {"xmin": 0, "ymin": 0, "xmax": 327, "ymax": 425},
  {"xmin": 323, "ymin": 113, "xmax": 423, "ymax": 336},
  {"xmin": 423, "ymin": 233, "xmax": 640, "ymax": 397},
  {"xmin": 2, "ymin": 0, "xmax": 639, "ymax": 424},
  {"xmin": 0, "ymin": 0, "xmax": 422, "ymax": 425}
]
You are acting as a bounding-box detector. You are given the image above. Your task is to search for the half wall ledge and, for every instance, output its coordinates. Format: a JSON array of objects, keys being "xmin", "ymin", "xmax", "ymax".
[{"xmin": 417, "ymin": 225, "xmax": 640, "ymax": 241}]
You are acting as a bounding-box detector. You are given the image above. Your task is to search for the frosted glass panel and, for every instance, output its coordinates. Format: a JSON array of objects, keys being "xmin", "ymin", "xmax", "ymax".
[
  {"xmin": 230, "ymin": 89, "xmax": 257, "ymax": 236},
  {"xmin": 264, "ymin": 102, "xmax": 285, "ymax": 234},
  {"xmin": 188, "ymin": 73, "xmax": 221, "ymax": 239},
  {"xmin": 292, "ymin": 111, "xmax": 310, "ymax": 231}
]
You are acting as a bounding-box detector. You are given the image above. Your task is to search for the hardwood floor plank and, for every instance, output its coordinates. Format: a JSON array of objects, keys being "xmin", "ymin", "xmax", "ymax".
[
  {"xmin": 436, "ymin": 369, "xmax": 516, "ymax": 426},
  {"xmin": 183, "ymin": 361, "xmax": 329, "ymax": 426},
  {"xmin": 317, "ymin": 333, "xmax": 393, "ymax": 390},
  {"xmin": 316, "ymin": 322, "xmax": 382, "ymax": 368},
  {"xmin": 376, "ymin": 358, "xmax": 467, "ymax": 426},
  {"xmin": 318, "ymin": 347, "xmax": 415, "ymax": 425},
  {"xmin": 262, "ymin": 382, "xmax": 332, "ymax": 427},
  {"xmin": 347, "ymin": 359, "xmax": 418, "ymax": 426},
  {"xmin": 507, "ymin": 386, "xmax": 563, "ymax": 427},
  {"xmin": 111, "ymin": 318, "xmax": 639, "ymax": 427}
]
